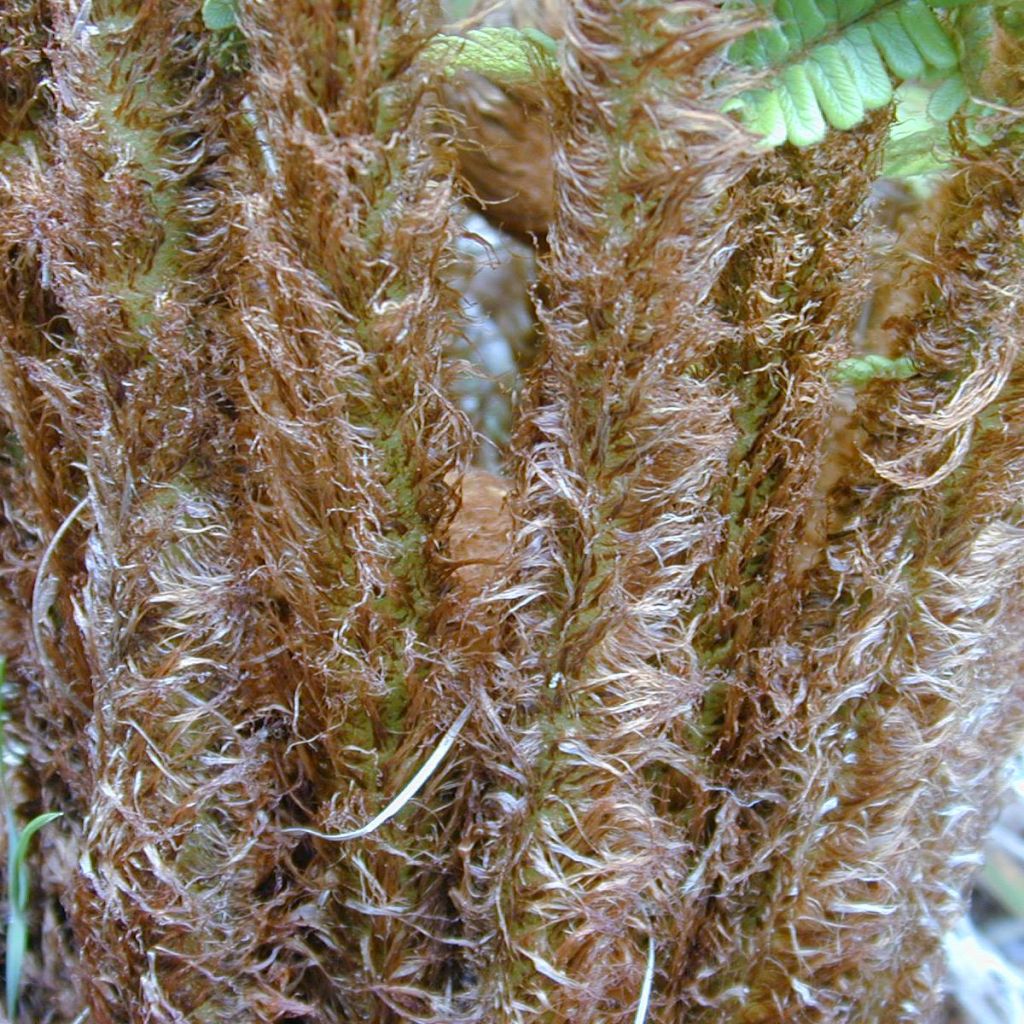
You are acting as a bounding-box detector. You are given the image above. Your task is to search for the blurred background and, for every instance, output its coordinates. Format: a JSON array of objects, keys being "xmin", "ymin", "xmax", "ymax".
[{"xmin": 944, "ymin": 759, "xmax": 1024, "ymax": 1023}]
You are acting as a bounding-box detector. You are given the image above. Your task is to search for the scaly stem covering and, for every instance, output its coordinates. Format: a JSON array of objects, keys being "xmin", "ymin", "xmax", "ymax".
[{"xmin": 0, "ymin": 1, "xmax": 1022, "ymax": 1022}]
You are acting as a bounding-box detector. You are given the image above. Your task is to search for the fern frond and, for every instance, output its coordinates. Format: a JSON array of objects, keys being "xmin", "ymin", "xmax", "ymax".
[
  {"xmin": 423, "ymin": 26, "xmax": 559, "ymax": 86},
  {"xmin": 881, "ymin": 78, "xmax": 961, "ymax": 177},
  {"xmin": 726, "ymin": 0, "xmax": 963, "ymax": 147},
  {"xmin": 881, "ymin": 5, "xmax": 1024, "ymax": 178},
  {"xmin": 832, "ymin": 354, "xmax": 918, "ymax": 385},
  {"xmin": 201, "ymin": 0, "xmax": 238, "ymax": 32}
]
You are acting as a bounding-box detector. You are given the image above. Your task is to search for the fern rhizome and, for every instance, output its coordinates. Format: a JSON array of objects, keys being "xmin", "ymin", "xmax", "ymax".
[{"xmin": 0, "ymin": 1, "xmax": 1022, "ymax": 1022}]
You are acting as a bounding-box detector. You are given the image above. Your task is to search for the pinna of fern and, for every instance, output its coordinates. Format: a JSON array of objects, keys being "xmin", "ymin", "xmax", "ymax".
[{"xmin": 723, "ymin": 0, "xmax": 1023, "ymax": 149}]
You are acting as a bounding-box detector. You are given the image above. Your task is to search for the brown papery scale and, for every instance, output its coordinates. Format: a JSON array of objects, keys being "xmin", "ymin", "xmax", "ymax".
[{"xmin": 440, "ymin": 0, "xmax": 563, "ymax": 239}]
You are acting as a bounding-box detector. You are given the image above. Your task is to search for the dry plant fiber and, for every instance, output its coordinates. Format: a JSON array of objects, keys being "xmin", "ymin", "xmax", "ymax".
[{"xmin": 0, "ymin": 1, "xmax": 1022, "ymax": 1022}]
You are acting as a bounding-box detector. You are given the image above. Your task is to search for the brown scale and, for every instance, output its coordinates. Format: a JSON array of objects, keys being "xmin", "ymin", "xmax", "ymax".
[
  {"xmin": 442, "ymin": 0, "xmax": 563, "ymax": 241},
  {"xmin": 443, "ymin": 469, "xmax": 512, "ymax": 597}
]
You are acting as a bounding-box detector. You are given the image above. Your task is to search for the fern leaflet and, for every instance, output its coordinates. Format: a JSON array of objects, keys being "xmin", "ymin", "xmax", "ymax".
[{"xmin": 725, "ymin": 0, "xmax": 966, "ymax": 147}]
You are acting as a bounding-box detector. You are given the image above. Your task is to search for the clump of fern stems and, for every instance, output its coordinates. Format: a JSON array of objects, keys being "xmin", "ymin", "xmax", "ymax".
[{"xmin": 0, "ymin": 1, "xmax": 1022, "ymax": 1022}]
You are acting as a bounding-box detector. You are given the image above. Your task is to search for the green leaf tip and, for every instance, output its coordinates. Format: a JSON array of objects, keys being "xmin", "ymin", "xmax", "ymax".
[
  {"xmin": 423, "ymin": 26, "xmax": 559, "ymax": 86},
  {"xmin": 726, "ymin": 0, "xmax": 966, "ymax": 148},
  {"xmin": 10, "ymin": 814, "xmax": 62, "ymax": 913},
  {"xmin": 202, "ymin": 0, "xmax": 238, "ymax": 32},
  {"xmin": 6, "ymin": 810, "xmax": 61, "ymax": 1020},
  {"xmin": 833, "ymin": 354, "xmax": 918, "ymax": 385}
]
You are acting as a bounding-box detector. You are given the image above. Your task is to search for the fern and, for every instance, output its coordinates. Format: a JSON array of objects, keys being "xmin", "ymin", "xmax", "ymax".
[
  {"xmin": 423, "ymin": 26, "xmax": 559, "ymax": 85},
  {"xmin": 725, "ymin": 0, "xmax": 968, "ymax": 147},
  {"xmin": 832, "ymin": 353, "xmax": 918, "ymax": 385},
  {"xmin": 882, "ymin": 6, "xmax": 1024, "ymax": 176},
  {"xmin": 880, "ymin": 79, "xmax": 961, "ymax": 177},
  {"xmin": 429, "ymin": 6, "xmax": 1016, "ymax": 161},
  {"xmin": 201, "ymin": 0, "xmax": 238, "ymax": 31}
]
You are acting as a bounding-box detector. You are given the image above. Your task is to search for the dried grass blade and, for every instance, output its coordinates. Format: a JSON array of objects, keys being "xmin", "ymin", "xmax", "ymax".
[
  {"xmin": 286, "ymin": 703, "xmax": 473, "ymax": 841},
  {"xmin": 30, "ymin": 496, "xmax": 89, "ymax": 677},
  {"xmin": 633, "ymin": 934, "xmax": 655, "ymax": 1024}
]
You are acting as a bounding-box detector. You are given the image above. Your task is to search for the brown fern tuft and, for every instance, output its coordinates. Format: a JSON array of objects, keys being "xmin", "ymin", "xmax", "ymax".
[{"xmin": 0, "ymin": 1, "xmax": 1023, "ymax": 1022}]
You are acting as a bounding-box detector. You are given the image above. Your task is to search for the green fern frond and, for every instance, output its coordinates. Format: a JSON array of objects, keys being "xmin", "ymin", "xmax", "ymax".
[
  {"xmin": 832, "ymin": 354, "xmax": 918, "ymax": 385},
  {"xmin": 726, "ymin": 0, "xmax": 964, "ymax": 147},
  {"xmin": 881, "ymin": 79, "xmax": 961, "ymax": 178},
  {"xmin": 881, "ymin": 6, "xmax": 1024, "ymax": 178},
  {"xmin": 423, "ymin": 27, "xmax": 559, "ymax": 86},
  {"xmin": 201, "ymin": 0, "xmax": 237, "ymax": 32}
]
